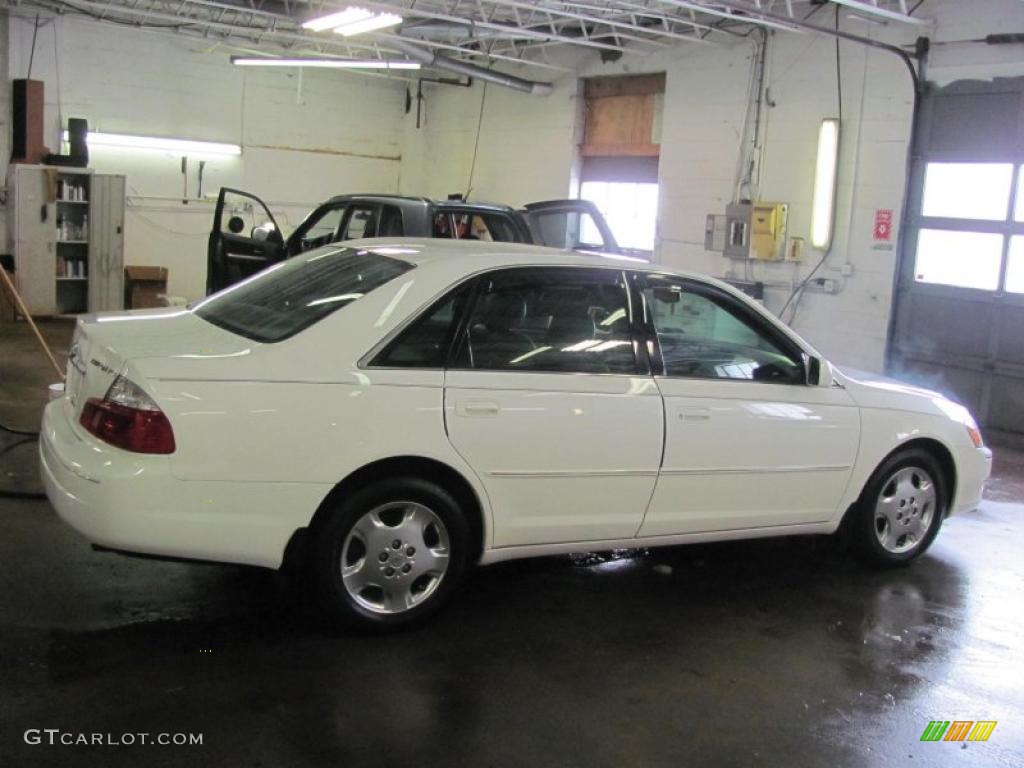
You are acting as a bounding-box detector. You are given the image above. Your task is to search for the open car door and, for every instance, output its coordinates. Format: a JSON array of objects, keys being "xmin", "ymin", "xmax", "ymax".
[
  {"xmin": 207, "ymin": 188, "xmax": 285, "ymax": 295},
  {"xmin": 521, "ymin": 199, "xmax": 620, "ymax": 254}
]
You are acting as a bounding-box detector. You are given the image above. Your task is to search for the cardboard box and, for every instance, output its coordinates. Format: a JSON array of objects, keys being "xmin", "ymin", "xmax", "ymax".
[{"xmin": 124, "ymin": 266, "xmax": 169, "ymax": 309}]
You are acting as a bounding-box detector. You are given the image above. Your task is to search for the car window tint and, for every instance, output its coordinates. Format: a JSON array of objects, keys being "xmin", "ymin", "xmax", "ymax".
[
  {"xmin": 432, "ymin": 213, "xmax": 454, "ymax": 238},
  {"xmin": 194, "ymin": 247, "xmax": 412, "ymax": 343},
  {"xmin": 460, "ymin": 268, "xmax": 635, "ymax": 374},
  {"xmin": 341, "ymin": 206, "xmax": 379, "ymax": 240},
  {"xmin": 371, "ymin": 282, "xmax": 473, "ymax": 368},
  {"xmin": 299, "ymin": 206, "xmax": 345, "ymax": 251},
  {"xmin": 452, "ymin": 212, "xmax": 525, "ymax": 243},
  {"xmin": 530, "ymin": 210, "xmax": 605, "ymax": 250},
  {"xmin": 378, "ymin": 205, "xmax": 404, "ymax": 237},
  {"xmin": 642, "ymin": 277, "xmax": 802, "ymax": 383}
]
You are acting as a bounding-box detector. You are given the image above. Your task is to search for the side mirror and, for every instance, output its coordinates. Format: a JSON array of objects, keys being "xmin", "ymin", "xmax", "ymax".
[
  {"xmin": 802, "ymin": 355, "xmax": 833, "ymax": 387},
  {"xmin": 251, "ymin": 225, "xmax": 270, "ymax": 242}
]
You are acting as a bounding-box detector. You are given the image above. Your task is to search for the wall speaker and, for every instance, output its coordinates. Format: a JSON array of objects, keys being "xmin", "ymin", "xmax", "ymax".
[{"xmin": 11, "ymin": 79, "xmax": 45, "ymax": 163}]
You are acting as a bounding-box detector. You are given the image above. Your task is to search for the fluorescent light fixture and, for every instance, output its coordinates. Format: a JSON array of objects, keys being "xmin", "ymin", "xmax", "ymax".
[
  {"xmin": 302, "ymin": 6, "xmax": 402, "ymax": 36},
  {"xmin": 333, "ymin": 12, "xmax": 402, "ymax": 36},
  {"xmin": 62, "ymin": 130, "xmax": 240, "ymax": 156},
  {"xmin": 811, "ymin": 118, "xmax": 840, "ymax": 251},
  {"xmin": 231, "ymin": 56, "xmax": 419, "ymax": 70}
]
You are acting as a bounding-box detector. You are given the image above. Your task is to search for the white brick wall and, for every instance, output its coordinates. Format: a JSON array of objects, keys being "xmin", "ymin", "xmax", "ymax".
[
  {"xmin": 2, "ymin": 14, "xmax": 407, "ymax": 298},
  {"xmin": 3, "ymin": 1, "xmax": 1024, "ymax": 368},
  {"xmin": 399, "ymin": 0, "xmax": 1024, "ymax": 372}
]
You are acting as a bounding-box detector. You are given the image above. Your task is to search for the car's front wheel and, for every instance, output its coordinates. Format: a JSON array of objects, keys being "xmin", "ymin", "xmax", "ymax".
[
  {"xmin": 850, "ymin": 448, "xmax": 948, "ymax": 566},
  {"xmin": 314, "ymin": 478, "xmax": 469, "ymax": 630}
]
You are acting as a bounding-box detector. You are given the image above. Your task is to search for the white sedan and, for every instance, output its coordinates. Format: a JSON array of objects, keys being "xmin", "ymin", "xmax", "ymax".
[{"xmin": 41, "ymin": 240, "xmax": 992, "ymax": 629}]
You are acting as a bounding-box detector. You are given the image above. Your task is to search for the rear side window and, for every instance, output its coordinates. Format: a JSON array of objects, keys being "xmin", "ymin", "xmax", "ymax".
[
  {"xmin": 455, "ymin": 267, "xmax": 636, "ymax": 374},
  {"xmin": 371, "ymin": 282, "xmax": 474, "ymax": 368},
  {"xmin": 432, "ymin": 211, "xmax": 527, "ymax": 243},
  {"xmin": 195, "ymin": 247, "xmax": 412, "ymax": 342}
]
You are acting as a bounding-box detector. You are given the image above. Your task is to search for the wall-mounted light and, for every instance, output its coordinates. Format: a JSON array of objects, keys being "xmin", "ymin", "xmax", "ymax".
[
  {"xmin": 811, "ymin": 118, "xmax": 840, "ymax": 251},
  {"xmin": 301, "ymin": 7, "xmax": 403, "ymax": 36},
  {"xmin": 231, "ymin": 56, "xmax": 420, "ymax": 70},
  {"xmin": 62, "ymin": 130, "xmax": 241, "ymax": 156}
]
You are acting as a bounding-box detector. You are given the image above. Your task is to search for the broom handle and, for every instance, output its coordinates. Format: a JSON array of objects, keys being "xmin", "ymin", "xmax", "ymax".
[{"xmin": 0, "ymin": 266, "xmax": 66, "ymax": 381}]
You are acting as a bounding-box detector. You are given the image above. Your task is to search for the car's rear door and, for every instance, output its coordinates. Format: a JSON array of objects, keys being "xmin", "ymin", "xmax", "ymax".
[
  {"xmin": 522, "ymin": 199, "xmax": 620, "ymax": 253},
  {"xmin": 443, "ymin": 265, "xmax": 663, "ymax": 548},
  {"xmin": 207, "ymin": 188, "xmax": 284, "ymax": 294}
]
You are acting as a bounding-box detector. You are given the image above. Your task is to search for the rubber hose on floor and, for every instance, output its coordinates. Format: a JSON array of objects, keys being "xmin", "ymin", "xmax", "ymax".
[{"xmin": 0, "ymin": 435, "xmax": 46, "ymax": 500}]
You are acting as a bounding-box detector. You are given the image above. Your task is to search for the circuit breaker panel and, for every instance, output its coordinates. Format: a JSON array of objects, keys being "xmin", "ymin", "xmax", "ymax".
[{"xmin": 708, "ymin": 201, "xmax": 791, "ymax": 261}]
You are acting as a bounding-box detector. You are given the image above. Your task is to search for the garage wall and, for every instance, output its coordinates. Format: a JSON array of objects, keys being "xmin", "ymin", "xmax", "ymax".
[
  {"xmin": 2, "ymin": 13, "xmax": 407, "ymax": 299},
  {"xmin": 399, "ymin": 74, "xmax": 580, "ymax": 204},
  {"xmin": 399, "ymin": 0, "xmax": 1024, "ymax": 373}
]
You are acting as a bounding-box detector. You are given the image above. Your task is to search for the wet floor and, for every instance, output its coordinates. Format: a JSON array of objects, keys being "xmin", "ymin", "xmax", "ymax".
[{"xmin": 1, "ymin": 320, "xmax": 1022, "ymax": 767}]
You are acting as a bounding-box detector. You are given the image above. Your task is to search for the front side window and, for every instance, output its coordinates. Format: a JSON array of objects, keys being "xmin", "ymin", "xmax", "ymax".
[
  {"xmin": 298, "ymin": 206, "xmax": 345, "ymax": 251},
  {"xmin": 456, "ymin": 268, "xmax": 636, "ymax": 374},
  {"xmin": 341, "ymin": 206, "xmax": 380, "ymax": 240},
  {"xmin": 195, "ymin": 247, "xmax": 413, "ymax": 342},
  {"xmin": 642, "ymin": 276, "xmax": 803, "ymax": 383}
]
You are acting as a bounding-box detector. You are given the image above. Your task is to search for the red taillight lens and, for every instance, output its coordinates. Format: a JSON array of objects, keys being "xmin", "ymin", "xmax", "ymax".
[{"xmin": 79, "ymin": 377, "xmax": 175, "ymax": 454}]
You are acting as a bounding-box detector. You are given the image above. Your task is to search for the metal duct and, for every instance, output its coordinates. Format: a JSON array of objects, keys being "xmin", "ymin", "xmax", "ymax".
[{"xmin": 387, "ymin": 37, "xmax": 554, "ymax": 95}]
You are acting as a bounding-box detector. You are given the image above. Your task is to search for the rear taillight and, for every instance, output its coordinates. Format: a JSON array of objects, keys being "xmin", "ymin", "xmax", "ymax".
[{"xmin": 79, "ymin": 375, "xmax": 175, "ymax": 454}]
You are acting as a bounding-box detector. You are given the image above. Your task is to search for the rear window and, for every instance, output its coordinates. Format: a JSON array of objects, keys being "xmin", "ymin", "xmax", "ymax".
[{"xmin": 194, "ymin": 247, "xmax": 413, "ymax": 342}]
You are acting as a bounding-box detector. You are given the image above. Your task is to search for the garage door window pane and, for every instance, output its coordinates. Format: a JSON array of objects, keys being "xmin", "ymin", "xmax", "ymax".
[
  {"xmin": 1016, "ymin": 168, "xmax": 1024, "ymax": 222},
  {"xmin": 914, "ymin": 229, "xmax": 1003, "ymax": 290},
  {"xmin": 922, "ymin": 163, "xmax": 1012, "ymax": 221},
  {"xmin": 580, "ymin": 181, "xmax": 659, "ymax": 251},
  {"xmin": 1007, "ymin": 236, "xmax": 1024, "ymax": 294}
]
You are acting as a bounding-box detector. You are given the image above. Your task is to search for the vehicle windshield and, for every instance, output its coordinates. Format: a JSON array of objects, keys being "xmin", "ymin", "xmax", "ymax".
[{"xmin": 194, "ymin": 246, "xmax": 413, "ymax": 342}]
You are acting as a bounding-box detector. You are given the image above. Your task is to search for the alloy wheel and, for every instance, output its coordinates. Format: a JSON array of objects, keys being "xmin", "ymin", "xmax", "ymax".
[
  {"xmin": 873, "ymin": 466, "xmax": 937, "ymax": 555},
  {"xmin": 340, "ymin": 501, "xmax": 450, "ymax": 614}
]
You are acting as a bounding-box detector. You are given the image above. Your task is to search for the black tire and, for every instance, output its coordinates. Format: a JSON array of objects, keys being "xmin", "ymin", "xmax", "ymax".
[
  {"xmin": 313, "ymin": 477, "xmax": 470, "ymax": 630},
  {"xmin": 849, "ymin": 447, "xmax": 949, "ymax": 567}
]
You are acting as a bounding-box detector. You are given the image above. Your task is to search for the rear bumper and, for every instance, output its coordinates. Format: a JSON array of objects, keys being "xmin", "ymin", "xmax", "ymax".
[
  {"xmin": 40, "ymin": 399, "xmax": 326, "ymax": 569},
  {"xmin": 952, "ymin": 446, "xmax": 993, "ymax": 515}
]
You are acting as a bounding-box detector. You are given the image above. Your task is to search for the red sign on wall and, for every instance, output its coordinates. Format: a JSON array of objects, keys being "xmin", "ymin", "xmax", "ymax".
[{"xmin": 874, "ymin": 209, "xmax": 894, "ymax": 241}]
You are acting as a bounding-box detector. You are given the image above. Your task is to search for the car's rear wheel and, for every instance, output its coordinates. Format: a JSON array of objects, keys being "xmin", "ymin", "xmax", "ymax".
[
  {"xmin": 850, "ymin": 448, "xmax": 948, "ymax": 566},
  {"xmin": 314, "ymin": 478, "xmax": 469, "ymax": 630}
]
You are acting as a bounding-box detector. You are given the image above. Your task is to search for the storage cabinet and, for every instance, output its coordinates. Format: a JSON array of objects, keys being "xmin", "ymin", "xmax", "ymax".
[{"xmin": 6, "ymin": 165, "xmax": 126, "ymax": 315}]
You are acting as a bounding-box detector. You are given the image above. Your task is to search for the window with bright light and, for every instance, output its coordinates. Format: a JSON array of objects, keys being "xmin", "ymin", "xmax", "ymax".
[
  {"xmin": 914, "ymin": 229, "xmax": 1003, "ymax": 291},
  {"xmin": 580, "ymin": 181, "xmax": 659, "ymax": 251},
  {"xmin": 1007, "ymin": 236, "xmax": 1024, "ymax": 294},
  {"xmin": 922, "ymin": 163, "xmax": 1013, "ymax": 221}
]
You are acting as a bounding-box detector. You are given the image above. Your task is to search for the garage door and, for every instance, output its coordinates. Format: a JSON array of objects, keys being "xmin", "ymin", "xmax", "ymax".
[{"xmin": 889, "ymin": 77, "xmax": 1024, "ymax": 437}]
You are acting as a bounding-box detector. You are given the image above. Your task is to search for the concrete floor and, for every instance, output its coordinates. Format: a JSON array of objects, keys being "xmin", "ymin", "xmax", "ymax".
[{"xmin": 1, "ymin": 319, "xmax": 1022, "ymax": 767}]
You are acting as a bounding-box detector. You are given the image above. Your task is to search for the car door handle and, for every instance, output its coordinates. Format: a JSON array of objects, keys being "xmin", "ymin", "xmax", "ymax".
[
  {"xmin": 677, "ymin": 407, "xmax": 711, "ymax": 421},
  {"xmin": 458, "ymin": 400, "xmax": 501, "ymax": 417}
]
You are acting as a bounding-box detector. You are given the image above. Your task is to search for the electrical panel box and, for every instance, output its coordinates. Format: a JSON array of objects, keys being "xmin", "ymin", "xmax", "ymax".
[{"xmin": 721, "ymin": 201, "xmax": 789, "ymax": 261}]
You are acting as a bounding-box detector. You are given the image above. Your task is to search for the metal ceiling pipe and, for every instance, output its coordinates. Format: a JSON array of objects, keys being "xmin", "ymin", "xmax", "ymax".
[{"xmin": 387, "ymin": 37, "xmax": 554, "ymax": 95}]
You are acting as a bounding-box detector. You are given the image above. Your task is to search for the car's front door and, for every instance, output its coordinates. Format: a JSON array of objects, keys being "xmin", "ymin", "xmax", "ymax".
[
  {"xmin": 635, "ymin": 272, "xmax": 860, "ymax": 536},
  {"xmin": 522, "ymin": 199, "xmax": 620, "ymax": 253},
  {"xmin": 206, "ymin": 188, "xmax": 284, "ymax": 294},
  {"xmin": 444, "ymin": 266, "xmax": 663, "ymax": 548}
]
